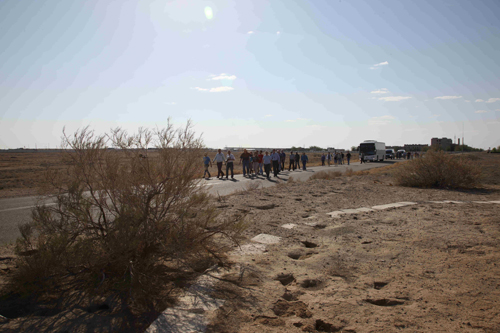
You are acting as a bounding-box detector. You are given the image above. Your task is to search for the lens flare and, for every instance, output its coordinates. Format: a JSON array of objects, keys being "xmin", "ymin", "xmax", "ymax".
[{"xmin": 204, "ymin": 6, "xmax": 213, "ymax": 20}]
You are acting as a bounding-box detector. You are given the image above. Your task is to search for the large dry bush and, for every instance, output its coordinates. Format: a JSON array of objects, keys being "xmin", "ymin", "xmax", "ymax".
[
  {"xmin": 393, "ymin": 151, "xmax": 481, "ymax": 188},
  {"xmin": 13, "ymin": 122, "xmax": 245, "ymax": 310}
]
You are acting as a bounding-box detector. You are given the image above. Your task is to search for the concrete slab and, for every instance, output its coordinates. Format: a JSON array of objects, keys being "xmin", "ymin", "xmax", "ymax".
[
  {"xmin": 397, "ymin": 201, "xmax": 418, "ymax": 206},
  {"xmin": 473, "ymin": 201, "xmax": 492, "ymax": 204},
  {"xmin": 281, "ymin": 223, "xmax": 297, "ymax": 229},
  {"xmin": 341, "ymin": 208, "xmax": 361, "ymax": 214},
  {"xmin": 489, "ymin": 201, "xmax": 500, "ymax": 204},
  {"xmin": 251, "ymin": 233, "xmax": 281, "ymax": 244},
  {"xmin": 442, "ymin": 200, "xmax": 464, "ymax": 204},
  {"xmin": 372, "ymin": 203, "xmax": 407, "ymax": 210},
  {"xmin": 355, "ymin": 207, "xmax": 374, "ymax": 212}
]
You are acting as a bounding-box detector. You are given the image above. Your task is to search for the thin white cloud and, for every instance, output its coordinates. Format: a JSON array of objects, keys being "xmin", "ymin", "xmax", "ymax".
[
  {"xmin": 430, "ymin": 114, "xmax": 440, "ymax": 118},
  {"xmin": 434, "ymin": 96, "xmax": 462, "ymax": 100},
  {"xmin": 464, "ymin": 100, "xmax": 470, "ymax": 102},
  {"xmin": 475, "ymin": 110, "xmax": 489, "ymax": 113},
  {"xmin": 475, "ymin": 99, "xmax": 484, "ymax": 102},
  {"xmin": 285, "ymin": 119, "xmax": 296, "ymax": 123},
  {"xmin": 210, "ymin": 74, "xmax": 237, "ymax": 81},
  {"xmin": 378, "ymin": 96, "xmax": 412, "ymax": 102},
  {"xmin": 370, "ymin": 61, "xmax": 389, "ymax": 69},
  {"xmin": 208, "ymin": 86, "xmax": 234, "ymax": 93},
  {"xmin": 165, "ymin": 102, "xmax": 176, "ymax": 105},
  {"xmin": 247, "ymin": 31, "xmax": 254, "ymax": 34},
  {"xmin": 192, "ymin": 86, "xmax": 234, "ymax": 93},
  {"xmin": 264, "ymin": 114, "xmax": 273, "ymax": 118},
  {"xmin": 193, "ymin": 87, "xmax": 208, "ymax": 92},
  {"xmin": 277, "ymin": 31, "xmax": 281, "ymax": 35},
  {"xmin": 371, "ymin": 88, "xmax": 389, "ymax": 94},
  {"xmin": 368, "ymin": 115, "xmax": 395, "ymax": 125},
  {"xmin": 486, "ymin": 98, "xmax": 500, "ymax": 103}
]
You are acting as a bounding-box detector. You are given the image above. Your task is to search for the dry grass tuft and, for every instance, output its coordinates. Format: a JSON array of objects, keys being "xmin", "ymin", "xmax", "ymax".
[{"xmin": 393, "ymin": 151, "xmax": 481, "ymax": 188}]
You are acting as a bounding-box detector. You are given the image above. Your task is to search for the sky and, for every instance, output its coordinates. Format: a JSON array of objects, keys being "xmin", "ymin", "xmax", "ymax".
[{"xmin": 1, "ymin": 0, "xmax": 499, "ymax": 150}]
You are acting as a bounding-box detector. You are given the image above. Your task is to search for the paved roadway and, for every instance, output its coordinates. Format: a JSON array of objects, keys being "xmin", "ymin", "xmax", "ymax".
[{"xmin": 0, "ymin": 160, "xmax": 401, "ymax": 245}]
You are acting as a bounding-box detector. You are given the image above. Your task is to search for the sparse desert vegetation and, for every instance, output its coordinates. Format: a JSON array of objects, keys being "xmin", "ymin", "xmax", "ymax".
[{"xmin": 0, "ymin": 151, "xmax": 498, "ymax": 332}]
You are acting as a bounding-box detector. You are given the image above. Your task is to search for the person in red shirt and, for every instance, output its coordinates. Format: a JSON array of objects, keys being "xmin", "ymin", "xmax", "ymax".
[{"xmin": 258, "ymin": 150, "xmax": 264, "ymax": 175}]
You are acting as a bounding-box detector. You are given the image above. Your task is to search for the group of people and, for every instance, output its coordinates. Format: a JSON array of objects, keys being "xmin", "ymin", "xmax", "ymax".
[
  {"xmin": 320, "ymin": 151, "xmax": 351, "ymax": 166},
  {"xmin": 203, "ymin": 149, "xmax": 311, "ymax": 180}
]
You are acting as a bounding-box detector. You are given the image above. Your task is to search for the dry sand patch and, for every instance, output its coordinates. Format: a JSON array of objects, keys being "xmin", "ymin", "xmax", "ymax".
[{"xmin": 207, "ymin": 176, "xmax": 500, "ymax": 333}]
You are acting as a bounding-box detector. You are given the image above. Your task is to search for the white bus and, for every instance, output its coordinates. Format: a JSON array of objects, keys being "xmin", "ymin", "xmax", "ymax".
[{"xmin": 359, "ymin": 140, "xmax": 386, "ymax": 162}]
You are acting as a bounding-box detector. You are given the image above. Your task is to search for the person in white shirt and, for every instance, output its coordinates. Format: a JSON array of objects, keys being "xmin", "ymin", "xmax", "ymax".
[
  {"xmin": 213, "ymin": 149, "xmax": 226, "ymax": 179},
  {"xmin": 270, "ymin": 149, "xmax": 281, "ymax": 177},
  {"xmin": 226, "ymin": 150, "xmax": 235, "ymax": 179}
]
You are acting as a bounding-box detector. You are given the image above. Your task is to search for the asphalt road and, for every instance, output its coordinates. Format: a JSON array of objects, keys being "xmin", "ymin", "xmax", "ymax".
[{"xmin": 0, "ymin": 159, "xmax": 402, "ymax": 245}]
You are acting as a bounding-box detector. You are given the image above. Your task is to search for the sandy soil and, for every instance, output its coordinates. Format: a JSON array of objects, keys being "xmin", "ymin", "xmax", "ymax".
[{"xmin": 208, "ymin": 174, "xmax": 500, "ymax": 333}]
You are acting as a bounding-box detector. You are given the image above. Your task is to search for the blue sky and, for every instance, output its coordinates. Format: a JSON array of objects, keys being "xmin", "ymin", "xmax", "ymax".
[{"xmin": 1, "ymin": 0, "xmax": 499, "ymax": 149}]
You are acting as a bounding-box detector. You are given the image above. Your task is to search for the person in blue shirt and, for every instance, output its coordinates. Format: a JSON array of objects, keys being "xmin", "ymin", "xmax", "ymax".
[
  {"xmin": 203, "ymin": 153, "xmax": 212, "ymax": 179},
  {"xmin": 301, "ymin": 152, "xmax": 309, "ymax": 170}
]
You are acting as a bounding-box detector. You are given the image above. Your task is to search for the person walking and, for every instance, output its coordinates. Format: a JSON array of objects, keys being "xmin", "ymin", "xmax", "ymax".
[
  {"xmin": 258, "ymin": 150, "xmax": 264, "ymax": 175},
  {"xmin": 289, "ymin": 151, "xmax": 295, "ymax": 171},
  {"xmin": 213, "ymin": 149, "xmax": 226, "ymax": 178},
  {"xmin": 334, "ymin": 152, "xmax": 338, "ymax": 166},
  {"xmin": 280, "ymin": 150, "xmax": 286, "ymax": 171},
  {"xmin": 341, "ymin": 152, "xmax": 345, "ymax": 165},
  {"xmin": 226, "ymin": 150, "xmax": 235, "ymax": 179},
  {"xmin": 294, "ymin": 152, "xmax": 300, "ymax": 170},
  {"xmin": 253, "ymin": 151, "xmax": 260, "ymax": 177},
  {"xmin": 327, "ymin": 152, "xmax": 331, "ymax": 166},
  {"xmin": 346, "ymin": 151, "xmax": 351, "ymax": 165},
  {"xmin": 360, "ymin": 152, "xmax": 365, "ymax": 164},
  {"xmin": 271, "ymin": 149, "xmax": 281, "ymax": 177},
  {"xmin": 301, "ymin": 152, "xmax": 309, "ymax": 170},
  {"xmin": 203, "ymin": 153, "xmax": 212, "ymax": 179},
  {"xmin": 321, "ymin": 153, "xmax": 326, "ymax": 166},
  {"xmin": 249, "ymin": 154, "xmax": 254, "ymax": 174},
  {"xmin": 263, "ymin": 151, "xmax": 272, "ymax": 179},
  {"xmin": 240, "ymin": 149, "xmax": 251, "ymax": 176}
]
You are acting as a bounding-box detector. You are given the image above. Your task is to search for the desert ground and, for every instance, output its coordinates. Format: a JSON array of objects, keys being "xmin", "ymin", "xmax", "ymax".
[
  {"xmin": 0, "ymin": 150, "xmax": 357, "ymax": 199},
  {"xmin": 0, "ymin": 153, "xmax": 498, "ymax": 332}
]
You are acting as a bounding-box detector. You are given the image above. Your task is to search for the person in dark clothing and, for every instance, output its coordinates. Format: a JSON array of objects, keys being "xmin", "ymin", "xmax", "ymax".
[
  {"xmin": 294, "ymin": 152, "xmax": 300, "ymax": 170},
  {"xmin": 321, "ymin": 154, "xmax": 326, "ymax": 166},
  {"xmin": 301, "ymin": 152, "xmax": 309, "ymax": 170},
  {"xmin": 346, "ymin": 151, "xmax": 351, "ymax": 165},
  {"xmin": 240, "ymin": 149, "xmax": 251, "ymax": 176},
  {"xmin": 280, "ymin": 150, "xmax": 286, "ymax": 171},
  {"xmin": 288, "ymin": 152, "xmax": 295, "ymax": 171}
]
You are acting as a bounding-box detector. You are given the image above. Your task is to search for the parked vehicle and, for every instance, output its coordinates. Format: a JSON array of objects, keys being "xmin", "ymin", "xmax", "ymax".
[
  {"xmin": 359, "ymin": 140, "xmax": 386, "ymax": 162},
  {"xmin": 385, "ymin": 149, "xmax": 395, "ymax": 159}
]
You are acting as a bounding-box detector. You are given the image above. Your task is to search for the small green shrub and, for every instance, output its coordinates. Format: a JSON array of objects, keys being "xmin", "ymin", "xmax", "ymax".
[{"xmin": 393, "ymin": 150, "xmax": 481, "ymax": 188}]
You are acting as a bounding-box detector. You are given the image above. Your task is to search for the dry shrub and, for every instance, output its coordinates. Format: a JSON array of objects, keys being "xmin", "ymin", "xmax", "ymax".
[
  {"xmin": 393, "ymin": 150, "xmax": 481, "ymax": 188},
  {"xmin": 12, "ymin": 122, "xmax": 245, "ymax": 311},
  {"xmin": 310, "ymin": 170, "xmax": 342, "ymax": 180}
]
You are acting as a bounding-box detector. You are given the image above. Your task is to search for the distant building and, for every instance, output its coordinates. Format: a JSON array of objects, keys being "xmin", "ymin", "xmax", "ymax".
[
  {"xmin": 431, "ymin": 137, "xmax": 452, "ymax": 150},
  {"xmin": 404, "ymin": 144, "xmax": 429, "ymax": 152}
]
